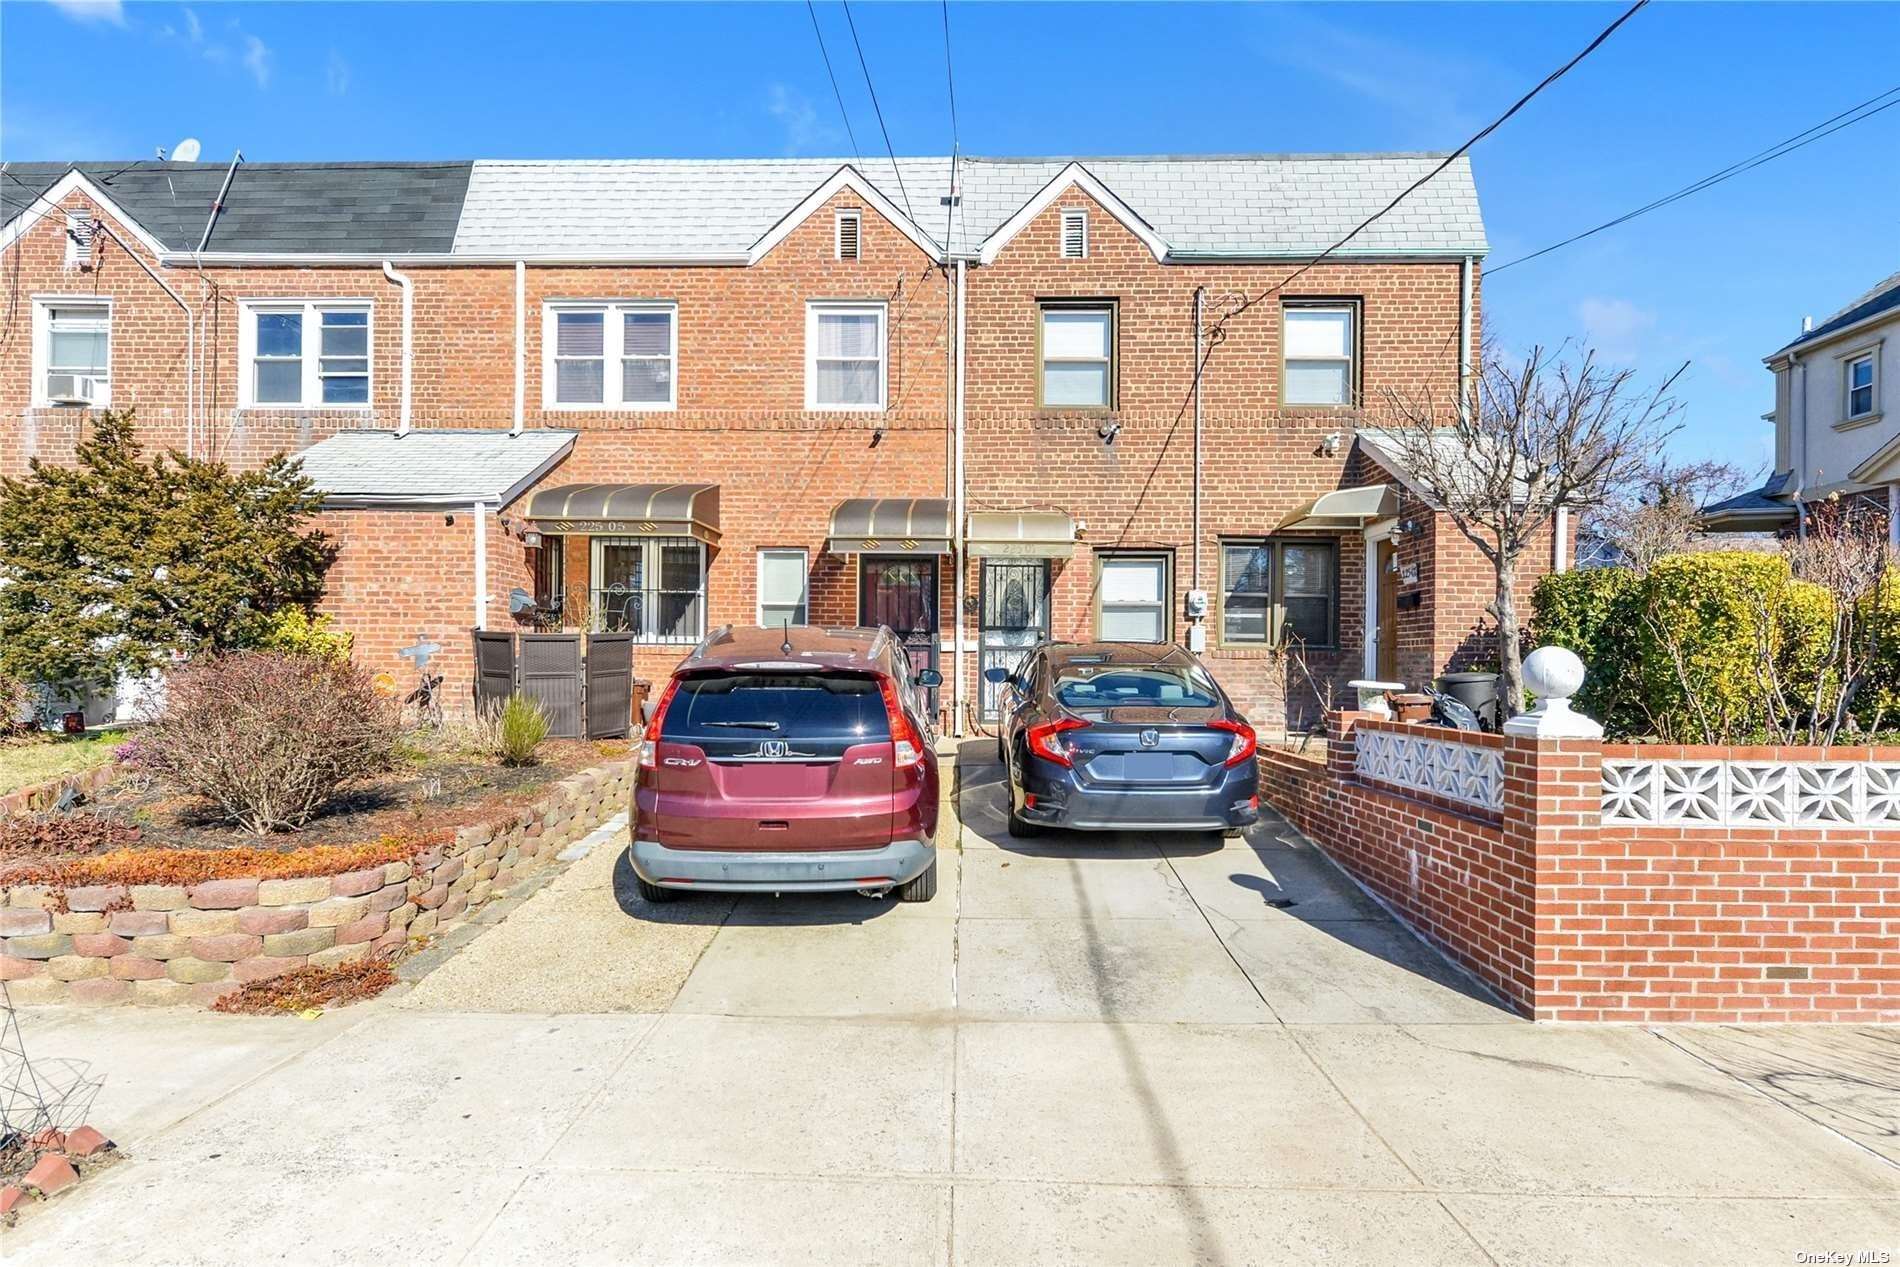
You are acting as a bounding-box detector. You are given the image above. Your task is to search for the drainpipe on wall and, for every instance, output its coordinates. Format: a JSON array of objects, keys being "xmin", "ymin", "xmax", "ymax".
[
  {"xmin": 1459, "ymin": 255, "xmax": 1474, "ymax": 418},
  {"xmin": 1794, "ymin": 354, "xmax": 1808, "ymax": 542},
  {"xmin": 1192, "ymin": 287, "xmax": 1204, "ymax": 595},
  {"xmin": 512, "ymin": 261, "xmax": 526, "ymax": 436},
  {"xmin": 381, "ymin": 260, "xmax": 414, "ymax": 436},
  {"xmin": 190, "ymin": 151, "xmax": 242, "ymax": 459},
  {"xmin": 953, "ymin": 257, "xmax": 968, "ymax": 738},
  {"xmin": 473, "ymin": 501, "xmax": 489, "ymax": 631},
  {"xmin": 1554, "ymin": 506, "xmax": 1570, "ymax": 573},
  {"xmin": 92, "ymin": 219, "xmax": 194, "ymax": 458}
]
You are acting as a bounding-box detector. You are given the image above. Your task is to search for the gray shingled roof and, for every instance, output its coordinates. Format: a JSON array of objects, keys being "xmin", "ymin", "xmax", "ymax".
[
  {"xmin": 452, "ymin": 154, "xmax": 1487, "ymax": 258},
  {"xmin": 2, "ymin": 161, "xmax": 471, "ymax": 254},
  {"xmin": 292, "ymin": 429, "xmax": 575, "ymax": 505},
  {"xmin": 1700, "ymin": 470, "xmax": 1795, "ymax": 525},
  {"xmin": 1777, "ymin": 268, "xmax": 1900, "ymax": 354}
]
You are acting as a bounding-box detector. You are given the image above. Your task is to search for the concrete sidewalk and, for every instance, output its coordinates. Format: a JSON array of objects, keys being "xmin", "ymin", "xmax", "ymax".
[{"xmin": 8, "ymin": 747, "xmax": 1897, "ymax": 1265}]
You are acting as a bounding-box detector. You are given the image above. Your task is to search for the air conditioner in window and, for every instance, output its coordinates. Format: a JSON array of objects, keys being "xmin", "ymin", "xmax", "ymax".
[{"xmin": 46, "ymin": 375, "xmax": 103, "ymax": 406}]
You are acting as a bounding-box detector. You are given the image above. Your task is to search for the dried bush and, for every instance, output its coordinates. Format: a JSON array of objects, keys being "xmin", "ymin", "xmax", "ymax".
[
  {"xmin": 211, "ymin": 956, "xmax": 396, "ymax": 1014},
  {"xmin": 485, "ymin": 694, "xmax": 550, "ymax": 767},
  {"xmin": 137, "ymin": 651, "xmax": 398, "ymax": 833},
  {"xmin": 0, "ymin": 830, "xmax": 441, "ymax": 889},
  {"xmin": 0, "ymin": 670, "xmax": 32, "ymax": 729},
  {"xmin": 0, "ymin": 813, "xmax": 141, "ymax": 861}
]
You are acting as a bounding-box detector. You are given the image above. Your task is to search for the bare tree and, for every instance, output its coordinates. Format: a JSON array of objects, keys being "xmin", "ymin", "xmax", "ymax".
[
  {"xmin": 1593, "ymin": 456, "xmax": 1753, "ymax": 574},
  {"xmin": 1379, "ymin": 342, "xmax": 1683, "ymax": 718},
  {"xmin": 1786, "ymin": 493, "xmax": 1895, "ymax": 745}
]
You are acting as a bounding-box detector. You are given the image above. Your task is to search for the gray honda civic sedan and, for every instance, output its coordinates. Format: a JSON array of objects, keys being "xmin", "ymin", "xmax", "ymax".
[{"xmin": 985, "ymin": 642, "xmax": 1260, "ymax": 838}]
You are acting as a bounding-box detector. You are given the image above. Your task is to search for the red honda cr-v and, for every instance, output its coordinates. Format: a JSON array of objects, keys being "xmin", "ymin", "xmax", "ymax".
[{"xmin": 630, "ymin": 624, "xmax": 941, "ymax": 903}]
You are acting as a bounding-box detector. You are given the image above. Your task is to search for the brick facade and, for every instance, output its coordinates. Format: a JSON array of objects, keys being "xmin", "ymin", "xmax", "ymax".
[
  {"xmin": 1261, "ymin": 716, "xmax": 1900, "ymax": 1022},
  {"xmin": 2, "ymin": 172, "xmax": 1548, "ymax": 731}
]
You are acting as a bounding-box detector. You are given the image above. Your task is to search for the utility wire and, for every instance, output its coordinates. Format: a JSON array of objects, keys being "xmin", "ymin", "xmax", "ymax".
[
  {"xmin": 839, "ymin": 0, "xmax": 919, "ymax": 226},
  {"xmin": 805, "ymin": 0, "xmax": 863, "ymax": 166},
  {"xmin": 940, "ymin": 0, "xmax": 961, "ymax": 151},
  {"xmin": 1488, "ymin": 83, "xmax": 1900, "ymax": 276},
  {"xmin": 940, "ymin": 0, "xmax": 961, "ymax": 259},
  {"xmin": 1215, "ymin": 0, "xmax": 1649, "ymax": 328}
]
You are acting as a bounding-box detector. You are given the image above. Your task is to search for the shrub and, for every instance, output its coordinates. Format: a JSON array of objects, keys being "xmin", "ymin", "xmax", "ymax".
[
  {"xmin": 0, "ymin": 813, "xmax": 141, "ymax": 860},
  {"xmin": 137, "ymin": 651, "xmax": 398, "ymax": 833},
  {"xmin": 254, "ymin": 609, "xmax": 353, "ymax": 662},
  {"xmin": 0, "ymin": 671, "xmax": 32, "ymax": 728},
  {"xmin": 486, "ymin": 694, "xmax": 550, "ymax": 767},
  {"xmin": 1529, "ymin": 568, "xmax": 1645, "ymax": 736}
]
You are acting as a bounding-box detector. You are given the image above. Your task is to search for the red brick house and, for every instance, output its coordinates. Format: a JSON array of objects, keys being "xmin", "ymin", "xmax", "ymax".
[{"xmin": 0, "ymin": 154, "xmax": 1565, "ymax": 734}]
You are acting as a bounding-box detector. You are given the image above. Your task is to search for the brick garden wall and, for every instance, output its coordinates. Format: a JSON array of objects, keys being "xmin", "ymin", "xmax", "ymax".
[
  {"xmin": 0, "ymin": 760, "xmax": 632, "ymax": 1006},
  {"xmin": 1261, "ymin": 715, "xmax": 1900, "ymax": 1023}
]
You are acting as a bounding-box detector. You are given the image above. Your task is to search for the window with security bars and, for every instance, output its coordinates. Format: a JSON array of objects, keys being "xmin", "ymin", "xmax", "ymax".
[
  {"xmin": 241, "ymin": 301, "xmax": 371, "ymax": 407},
  {"xmin": 1221, "ymin": 539, "xmax": 1336, "ymax": 648},
  {"xmin": 36, "ymin": 301, "xmax": 111, "ymax": 406},
  {"xmin": 546, "ymin": 303, "xmax": 676, "ymax": 408},
  {"xmin": 806, "ymin": 302, "xmax": 886, "ymax": 409},
  {"xmin": 591, "ymin": 536, "xmax": 705, "ymax": 643}
]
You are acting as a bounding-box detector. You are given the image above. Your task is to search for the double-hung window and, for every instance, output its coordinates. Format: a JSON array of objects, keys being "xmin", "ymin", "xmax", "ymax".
[
  {"xmin": 240, "ymin": 301, "xmax": 371, "ymax": 408},
  {"xmin": 757, "ymin": 548, "xmax": 810, "ymax": 627},
  {"xmin": 33, "ymin": 299, "xmax": 111, "ymax": 406},
  {"xmin": 1221, "ymin": 539, "xmax": 1336, "ymax": 648},
  {"xmin": 806, "ymin": 302, "xmax": 886, "ymax": 410},
  {"xmin": 590, "ymin": 536, "xmax": 706, "ymax": 643},
  {"xmin": 1846, "ymin": 351, "xmax": 1877, "ymax": 421},
  {"xmin": 1039, "ymin": 302, "xmax": 1114, "ymax": 409},
  {"xmin": 545, "ymin": 302, "xmax": 677, "ymax": 409},
  {"xmin": 1097, "ymin": 552, "xmax": 1170, "ymax": 643},
  {"xmin": 1282, "ymin": 302, "xmax": 1357, "ymax": 407}
]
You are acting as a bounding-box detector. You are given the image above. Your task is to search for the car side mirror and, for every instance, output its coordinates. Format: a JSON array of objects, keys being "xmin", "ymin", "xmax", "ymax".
[
  {"xmin": 913, "ymin": 668, "xmax": 943, "ymax": 688},
  {"xmin": 982, "ymin": 667, "xmax": 1009, "ymax": 684}
]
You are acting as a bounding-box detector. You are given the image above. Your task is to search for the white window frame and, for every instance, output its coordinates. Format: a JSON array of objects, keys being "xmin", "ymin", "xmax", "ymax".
[
  {"xmin": 30, "ymin": 296, "xmax": 112, "ymax": 408},
  {"xmin": 237, "ymin": 299, "xmax": 374, "ymax": 410},
  {"xmin": 756, "ymin": 547, "xmax": 811, "ymax": 627},
  {"xmin": 835, "ymin": 209, "xmax": 861, "ymax": 261},
  {"xmin": 1282, "ymin": 302, "xmax": 1359, "ymax": 408},
  {"xmin": 804, "ymin": 300, "xmax": 888, "ymax": 411},
  {"xmin": 1096, "ymin": 551, "xmax": 1171, "ymax": 644},
  {"xmin": 1844, "ymin": 349, "xmax": 1879, "ymax": 422},
  {"xmin": 1039, "ymin": 301, "xmax": 1116, "ymax": 410},
  {"xmin": 540, "ymin": 300, "xmax": 679, "ymax": 412},
  {"xmin": 1060, "ymin": 208, "xmax": 1088, "ymax": 259}
]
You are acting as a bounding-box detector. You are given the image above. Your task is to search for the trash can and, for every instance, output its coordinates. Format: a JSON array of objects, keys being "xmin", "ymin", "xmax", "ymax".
[{"xmin": 1436, "ymin": 671, "xmax": 1500, "ymax": 730}]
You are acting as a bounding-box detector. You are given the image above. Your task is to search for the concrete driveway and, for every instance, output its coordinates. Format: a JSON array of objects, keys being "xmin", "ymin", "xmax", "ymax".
[{"xmin": 9, "ymin": 742, "xmax": 1898, "ymax": 1265}]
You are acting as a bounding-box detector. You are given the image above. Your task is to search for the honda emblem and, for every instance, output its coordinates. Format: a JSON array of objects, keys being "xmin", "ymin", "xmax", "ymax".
[
  {"xmin": 1139, "ymin": 728, "xmax": 1160, "ymax": 748},
  {"xmin": 759, "ymin": 740, "xmax": 790, "ymax": 758}
]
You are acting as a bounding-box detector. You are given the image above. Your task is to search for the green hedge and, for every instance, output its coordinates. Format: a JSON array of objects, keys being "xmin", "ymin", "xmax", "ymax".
[{"xmin": 1531, "ymin": 552, "xmax": 1836, "ymax": 742}]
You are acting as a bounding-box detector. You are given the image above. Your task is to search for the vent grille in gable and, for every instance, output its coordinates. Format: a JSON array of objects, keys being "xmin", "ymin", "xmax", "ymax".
[
  {"xmin": 836, "ymin": 210, "xmax": 861, "ymax": 261},
  {"xmin": 65, "ymin": 210, "xmax": 95, "ymax": 268},
  {"xmin": 1061, "ymin": 210, "xmax": 1087, "ymax": 260}
]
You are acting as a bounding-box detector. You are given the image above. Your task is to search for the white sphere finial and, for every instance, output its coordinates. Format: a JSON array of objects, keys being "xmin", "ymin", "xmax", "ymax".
[{"xmin": 1505, "ymin": 645, "xmax": 1602, "ymax": 739}]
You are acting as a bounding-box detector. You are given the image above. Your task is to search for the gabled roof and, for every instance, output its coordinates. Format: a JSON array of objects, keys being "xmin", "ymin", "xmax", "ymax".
[
  {"xmin": 1774, "ymin": 267, "xmax": 1900, "ymax": 357},
  {"xmin": 1, "ymin": 161, "xmax": 471, "ymax": 255},
  {"xmin": 291, "ymin": 428, "xmax": 575, "ymax": 507}
]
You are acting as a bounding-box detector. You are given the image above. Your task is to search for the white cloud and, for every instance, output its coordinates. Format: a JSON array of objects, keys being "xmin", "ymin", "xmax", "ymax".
[
  {"xmin": 46, "ymin": 0, "xmax": 124, "ymax": 25},
  {"xmin": 326, "ymin": 49, "xmax": 351, "ymax": 96},
  {"xmin": 766, "ymin": 83, "xmax": 826, "ymax": 156},
  {"xmin": 1576, "ymin": 296, "xmax": 1658, "ymax": 361},
  {"xmin": 241, "ymin": 34, "xmax": 272, "ymax": 88},
  {"xmin": 1250, "ymin": 9, "xmax": 1490, "ymax": 140},
  {"xmin": 183, "ymin": 6, "xmax": 202, "ymax": 42}
]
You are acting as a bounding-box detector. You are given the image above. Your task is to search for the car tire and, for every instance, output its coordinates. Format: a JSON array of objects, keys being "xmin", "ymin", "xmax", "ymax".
[
  {"xmin": 1007, "ymin": 803, "xmax": 1043, "ymax": 838},
  {"xmin": 636, "ymin": 876, "xmax": 679, "ymax": 904},
  {"xmin": 897, "ymin": 861, "xmax": 937, "ymax": 903}
]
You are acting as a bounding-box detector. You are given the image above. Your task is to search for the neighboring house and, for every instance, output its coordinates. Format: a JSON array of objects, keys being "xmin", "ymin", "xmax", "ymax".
[
  {"xmin": 0, "ymin": 154, "xmax": 1562, "ymax": 735},
  {"xmin": 1704, "ymin": 268, "xmax": 1900, "ymax": 535}
]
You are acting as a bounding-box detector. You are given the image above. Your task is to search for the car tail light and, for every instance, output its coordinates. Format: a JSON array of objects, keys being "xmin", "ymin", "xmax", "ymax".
[
  {"xmin": 1209, "ymin": 718, "xmax": 1257, "ymax": 767},
  {"xmin": 1027, "ymin": 717, "xmax": 1088, "ymax": 767},
  {"xmin": 639, "ymin": 676, "xmax": 683, "ymax": 770},
  {"xmin": 878, "ymin": 675, "xmax": 926, "ymax": 769}
]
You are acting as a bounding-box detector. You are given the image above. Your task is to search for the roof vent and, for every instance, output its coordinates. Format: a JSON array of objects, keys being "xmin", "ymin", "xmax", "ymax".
[
  {"xmin": 835, "ymin": 209, "xmax": 861, "ymax": 261},
  {"xmin": 64, "ymin": 210, "xmax": 94, "ymax": 269},
  {"xmin": 1801, "ymin": 314, "xmax": 1814, "ymax": 333},
  {"xmin": 1061, "ymin": 209, "xmax": 1088, "ymax": 260}
]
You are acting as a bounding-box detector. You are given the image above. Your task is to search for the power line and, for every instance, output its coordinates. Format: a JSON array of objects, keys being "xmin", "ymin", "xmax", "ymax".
[
  {"xmin": 804, "ymin": 0, "xmax": 863, "ymax": 166},
  {"xmin": 940, "ymin": 0, "xmax": 961, "ymax": 259},
  {"xmin": 839, "ymin": 0, "xmax": 918, "ymax": 226},
  {"xmin": 940, "ymin": 0, "xmax": 960, "ymax": 151},
  {"xmin": 1488, "ymin": 83, "xmax": 1900, "ymax": 276},
  {"xmin": 1215, "ymin": 0, "xmax": 1648, "ymax": 328}
]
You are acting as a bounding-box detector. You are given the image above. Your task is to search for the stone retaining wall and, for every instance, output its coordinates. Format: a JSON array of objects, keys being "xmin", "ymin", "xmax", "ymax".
[
  {"xmin": 0, "ymin": 760, "xmax": 633, "ymax": 1006},
  {"xmin": 1, "ymin": 763, "xmax": 118, "ymax": 817}
]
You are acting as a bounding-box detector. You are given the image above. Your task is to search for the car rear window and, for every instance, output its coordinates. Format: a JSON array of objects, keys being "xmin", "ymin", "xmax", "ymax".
[
  {"xmin": 1053, "ymin": 664, "xmax": 1221, "ymax": 709},
  {"xmin": 661, "ymin": 671, "xmax": 891, "ymax": 743}
]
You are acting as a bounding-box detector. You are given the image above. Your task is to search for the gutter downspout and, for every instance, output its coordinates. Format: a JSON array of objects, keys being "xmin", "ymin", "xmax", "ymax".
[
  {"xmin": 1459, "ymin": 255, "xmax": 1474, "ymax": 419},
  {"xmin": 953, "ymin": 257, "xmax": 968, "ymax": 738},
  {"xmin": 1794, "ymin": 353, "xmax": 1809, "ymax": 542},
  {"xmin": 190, "ymin": 150, "xmax": 242, "ymax": 459},
  {"xmin": 1192, "ymin": 287, "xmax": 1204, "ymax": 599},
  {"xmin": 92, "ymin": 220, "xmax": 193, "ymax": 459},
  {"xmin": 381, "ymin": 260, "xmax": 414, "ymax": 436},
  {"xmin": 473, "ymin": 502, "xmax": 489, "ymax": 631},
  {"xmin": 512, "ymin": 261, "xmax": 526, "ymax": 435}
]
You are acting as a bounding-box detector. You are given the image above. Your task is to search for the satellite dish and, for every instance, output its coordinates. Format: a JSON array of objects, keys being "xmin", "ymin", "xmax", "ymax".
[{"xmin": 171, "ymin": 138, "xmax": 202, "ymax": 163}]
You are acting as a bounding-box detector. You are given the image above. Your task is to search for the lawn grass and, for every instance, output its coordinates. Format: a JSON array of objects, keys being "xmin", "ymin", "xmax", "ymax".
[{"xmin": 0, "ymin": 732, "xmax": 121, "ymax": 796}]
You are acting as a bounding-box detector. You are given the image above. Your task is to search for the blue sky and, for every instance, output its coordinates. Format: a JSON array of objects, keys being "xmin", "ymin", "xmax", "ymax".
[{"xmin": 5, "ymin": 0, "xmax": 1899, "ymax": 479}]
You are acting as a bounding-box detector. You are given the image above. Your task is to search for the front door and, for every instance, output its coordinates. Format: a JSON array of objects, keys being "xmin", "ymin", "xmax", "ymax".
[
  {"xmin": 860, "ymin": 555, "xmax": 939, "ymax": 693},
  {"xmin": 979, "ymin": 559, "xmax": 1050, "ymax": 721},
  {"xmin": 1374, "ymin": 538, "xmax": 1399, "ymax": 681}
]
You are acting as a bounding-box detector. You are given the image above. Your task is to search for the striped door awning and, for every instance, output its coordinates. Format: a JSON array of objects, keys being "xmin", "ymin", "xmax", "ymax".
[
  {"xmin": 526, "ymin": 483, "xmax": 721, "ymax": 544},
  {"xmin": 966, "ymin": 510, "xmax": 1076, "ymax": 558},
  {"xmin": 826, "ymin": 498, "xmax": 953, "ymax": 554}
]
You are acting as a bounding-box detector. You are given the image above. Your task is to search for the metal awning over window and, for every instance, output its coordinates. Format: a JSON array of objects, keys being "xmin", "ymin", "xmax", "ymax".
[
  {"xmin": 1277, "ymin": 483, "xmax": 1399, "ymax": 532},
  {"xmin": 527, "ymin": 483, "xmax": 721, "ymax": 545},
  {"xmin": 967, "ymin": 510, "xmax": 1076, "ymax": 558},
  {"xmin": 826, "ymin": 497, "xmax": 952, "ymax": 555}
]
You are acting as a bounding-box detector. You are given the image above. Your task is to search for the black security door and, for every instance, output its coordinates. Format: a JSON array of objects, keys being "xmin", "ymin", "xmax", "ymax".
[{"xmin": 860, "ymin": 556, "xmax": 939, "ymax": 699}]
